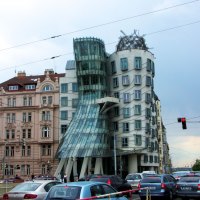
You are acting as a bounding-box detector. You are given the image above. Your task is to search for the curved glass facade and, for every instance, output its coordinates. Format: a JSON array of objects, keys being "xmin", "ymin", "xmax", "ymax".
[{"xmin": 56, "ymin": 38, "xmax": 110, "ymax": 158}]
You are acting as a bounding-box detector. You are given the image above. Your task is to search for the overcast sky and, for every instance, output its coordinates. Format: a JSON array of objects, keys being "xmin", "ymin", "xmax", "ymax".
[{"xmin": 0, "ymin": 0, "xmax": 200, "ymax": 168}]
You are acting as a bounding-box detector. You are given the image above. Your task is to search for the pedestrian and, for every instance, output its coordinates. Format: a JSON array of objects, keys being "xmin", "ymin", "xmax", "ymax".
[
  {"xmin": 64, "ymin": 173, "xmax": 67, "ymax": 183},
  {"xmin": 31, "ymin": 173, "xmax": 35, "ymax": 180}
]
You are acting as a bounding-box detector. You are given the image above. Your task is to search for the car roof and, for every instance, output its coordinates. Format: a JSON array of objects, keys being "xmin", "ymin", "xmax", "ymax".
[
  {"xmin": 25, "ymin": 180, "xmax": 60, "ymax": 183},
  {"xmin": 54, "ymin": 181, "xmax": 106, "ymax": 187}
]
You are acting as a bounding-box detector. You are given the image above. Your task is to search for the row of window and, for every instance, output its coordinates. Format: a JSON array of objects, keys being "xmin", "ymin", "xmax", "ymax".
[
  {"xmin": 5, "ymin": 144, "xmax": 51, "ymax": 157},
  {"xmin": 113, "ymin": 75, "xmax": 152, "ymax": 88},
  {"xmin": 112, "ymin": 119, "xmax": 157, "ymax": 131},
  {"xmin": 60, "ymin": 97, "xmax": 79, "ymax": 108},
  {"xmin": 144, "ymin": 155, "xmax": 158, "ymax": 163},
  {"xmin": 5, "ymin": 126, "xmax": 51, "ymax": 140},
  {"xmin": 3, "ymin": 164, "xmax": 50, "ymax": 176},
  {"xmin": 8, "ymin": 84, "xmax": 53, "ymax": 92},
  {"xmin": 113, "ymin": 106, "xmax": 152, "ymax": 118},
  {"xmin": 111, "ymin": 57, "xmax": 155, "ymax": 74},
  {"xmin": 121, "ymin": 136, "xmax": 158, "ymax": 149},
  {"xmin": 61, "ymin": 83, "xmax": 78, "ymax": 93},
  {"xmin": 112, "ymin": 91, "xmax": 152, "ymax": 103}
]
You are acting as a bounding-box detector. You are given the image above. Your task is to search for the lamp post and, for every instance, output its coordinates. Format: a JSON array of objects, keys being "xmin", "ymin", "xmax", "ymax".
[
  {"xmin": 114, "ymin": 133, "xmax": 117, "ymax": 175},
  {"xmin": 2, "ymin": 140, "xmax": 8, "ymax": 179}
]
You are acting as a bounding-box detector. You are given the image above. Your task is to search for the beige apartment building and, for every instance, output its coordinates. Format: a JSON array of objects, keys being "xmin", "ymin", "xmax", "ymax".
[{"xmin": 0, "ymin": 69, "xmax": 64, "ymax": 179}]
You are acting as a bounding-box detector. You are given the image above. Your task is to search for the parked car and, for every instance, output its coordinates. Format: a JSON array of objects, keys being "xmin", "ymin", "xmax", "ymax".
[
  {"xmin": 78, "ymin": 174, "xmax": 104, "ymax": 181},
  {"xmin": 90, "ymin": 175, "xmax": 132, "ymax": 196},
  {"xmin": 2, "ymin": 179, "xmax": 62, "ymax": 200},
  {"xmin": 45, "ymin": 181, "xmax": 128, "ymax": 200},
  {"xmin": 176, "ymin": 174, "xmax": 200, "ymax": 199},
  {"xmin": 138, "ymin": 174, "xmax": 177, "ymax": 200},
  {"xmin": 125, "ymin": 173, "xmax": 143, "ymax": 191},
  {"xmin": 172, "ymin": 171, "xmax": 192, "ymax": 181}
]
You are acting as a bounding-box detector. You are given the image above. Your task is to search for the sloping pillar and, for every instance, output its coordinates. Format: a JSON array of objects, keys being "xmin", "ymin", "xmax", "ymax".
[
  {"xmin": 65, "ymin": 157, "xmax": 74, "ymax": 182},
  {"xmin": 94, "ymin": 157, "xmax": 103, "ymax": 174},
  {"xmin": 54, "ymin": 158, "xmax": 67, "ymax": 177},
  {"xmin": 79, "ymin": 157, "xmax": 89, "ymax": 179}
]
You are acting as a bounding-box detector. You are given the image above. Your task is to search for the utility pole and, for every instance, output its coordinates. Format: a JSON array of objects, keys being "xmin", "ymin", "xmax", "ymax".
[{"xmin": 114, "ymin": 133, "xmax": 117, "ymax": 175}]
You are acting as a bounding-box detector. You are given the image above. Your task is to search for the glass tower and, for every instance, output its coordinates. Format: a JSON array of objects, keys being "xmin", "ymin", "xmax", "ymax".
[{"xmin": 56, "ymin": 38, "xmax": 110, "ymax": 159}]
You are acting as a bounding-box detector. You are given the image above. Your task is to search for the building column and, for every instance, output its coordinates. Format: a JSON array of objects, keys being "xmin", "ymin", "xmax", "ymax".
[{"xmin": 128, "ymin": 154, "xmax": 138, "ymax": 173}]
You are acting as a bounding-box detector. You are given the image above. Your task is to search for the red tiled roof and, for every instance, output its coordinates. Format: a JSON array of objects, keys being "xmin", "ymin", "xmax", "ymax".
[{"xmin": 0, "ymin": 73, "xmax": 65, "ymax": 92}]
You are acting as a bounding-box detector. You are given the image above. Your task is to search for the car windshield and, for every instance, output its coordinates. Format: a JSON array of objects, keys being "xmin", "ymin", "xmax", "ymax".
[
  {"xmin": 11, "ymin": 182, "xmax": 41, "ymax": 192},
  {"xmin": 47, "ymin": 186, "xmax": 81, "ymax": 199},
  {"xmin": 90, "ymin": 178, "xmax": 108, "ymax": 182},
  {"xmin": 179, "ymin": 176, "xmax": 200, "ymax": 183},
  {"xmin": 126, "ymin": 174, "xmax": 141, "ymax": 180},
  {"xmin": 141, "ymin": 177, "xmax": 161, "ymax": 183},
  {"xmin": 172, "ymin": 172, "xmax": 190, "ymax": 177}
]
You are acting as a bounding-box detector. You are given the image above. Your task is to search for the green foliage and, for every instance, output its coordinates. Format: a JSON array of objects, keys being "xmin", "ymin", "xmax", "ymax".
[{"xmin": 192, "ymin": 159, "xmax": 200, "ymax": 171}]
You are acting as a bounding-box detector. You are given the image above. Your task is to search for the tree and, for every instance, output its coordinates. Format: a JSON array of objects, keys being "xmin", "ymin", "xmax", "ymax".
[{"xmin": 192, "ymin": 159, "xmax": 200, "ymax": 171}]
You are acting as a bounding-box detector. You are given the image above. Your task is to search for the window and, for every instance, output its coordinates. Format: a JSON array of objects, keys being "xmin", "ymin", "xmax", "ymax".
[
  {"xmin": 61, "ymin": 97, "xmax": 68, "ymax": 107},
  {"xmin": 28, "ymin": 129, "xmax": 31, "ymax": 138},
  {"xmin": 72, "ymin": 99, "xmax": 78, "ymax": 108},
  {"xmin": 42, "ymin": 111, "xmax": 50, "ymax": 121},
  {"xmin": 61, "ymin": 111, "xmax": 68, "ymax": 120},
  {"xmin": 123, "ymin": 93, "xmax": 130, "ymax": 103},
  {"xmin": 23, "ymin": 97, "xmax": 27, "ymax": 106},
  {"xmin": 27, "ymin": 146, "xmax": 31, "ymax": 156},
  {"xmin": 28, "ymin": 97, "xmax": 32, "ymax": 106},
  {"xmin": 113, "ymin": 107, "xmax": 119, "ymax": 117},
  {"xmin": 135, "ymin": 120, "xmax": 141, "ymax": 130},
  {"xmin": 61, "ymin": 125, "xmax": 68, "ymax": 134},
  {"xmin": 145, "ymin": 93, "xmax": 151, "ymax": 104},
  {"xmin": 144, "ymin": 155, "xmax": 148, "ymax": 163},
  {"xmin": 22, "ymin": 112, "xmax": 32, "ymax": 122},
  {"xmin": 42, "ymin": 144, "xmax": 51, "ymax": 156},
  {"xmin": 25, "ymin": 85, "xmax": 35, "ymax": 90},
  {"xmin": 22, "ymin": 146, "xmax": 25, "ymax": 157},
  {"xmin": 147, "ymin": 59, "xmax": 151, "ymax": 72},
  {"xmin": 6, "ymin": 130, "xmax": 9, "ymax": 139},
  {"xmin": 113, "ymin": 122, "xmax": 118, "ymax": 132},
  {"xmin": 134, "ymin": 57, "xmax": 142, "ymax": 70},
  {"xmin": 61, "ymin": 83, "xmax": 68, "ymax": 93},
  {"xmin": 113, "ymin": 77, "xmax": 119, "ymax": 88},
  {"xmin": 8, "ymin": 85, "xmax": 18, "ymax": 91},
  {"xmin": 111, "ymin": 61, "xmax": 116, "ymax": 74},
  {"xmin": 122, "ymin": 137, "xmax": 128, "ymax": 147},
  {"xmin": 48, "ymin": 96, "xmax": 52, "ymax": 104},
  {"xmin": 10, "ymin": 146, "xmax": 14, "ymax": 156},
  {"xmin": 123, "ymin": 107, "xmax": 130, "ymax": 118},
  {"xmin": 134, "ymin": 105, "xmax": 141, "ymax": 115},
  {"xmin": 150, "ymin": 155, "xmax": 153, "ymax": 163},
  {"xmin": 42, "ymin": 85, "xmax": 53, "ymax": 91},
  {"xmin": 122, "ymin": 75, "xmax": 130, "ymax": 86},
  {"xmin": 11, "ymin": 129, "xmax": 15, "ymax": 139},
  {"xmin": 42, "ymin": 96, "xmax": 47, "ymax": 104},
  {"xmin": 145, "ymin": 108, "xmax": 151, "ymax": 119},
  {"xmin": 8, "ymin": 98, "xmax": 16, "ymax": 107},
  {"xmin": 152, "ymin": 61, "xmax": 155, "ymax": 76},
  {"xmin": 146, "ymin": 76, "xmax": 151, "ymax": 86},
  {"xmin": 120, "ymin": 58, "xmax": 128, "ymax": 71},
  {"xmin": 11, "ymin": 113, "xmax": 15, "ymax": 123},
  {"xmin": 145, "ymin": 137, "xmax": 150, "ymax": 148},
  {"xmin": 114, "ymin": 92, "xmax": 119, "ymax": 99},
  {"xmin": 134, "ymin": 90, "xmax": 141, "ymax": 100},
  {"xmin": 123, "ymin": 123, "xmax": 129, "ymax": 132},
  {"xmin": 72, "ymin": 83, "xmax": 78, "ymax": 92},
  {"xmin": 42, "ymin": 126, "xmax": 50, "ymax": 138},
  {"xmin": 135, "ymin": 135, "xmax": 142, "ymax": 146},
  {"xmin": 146, "ymin": 123, "xmax": 150, "ymax": 134},
  {"xmin": 134, "ymin": 75, "xmax": 142, "ymax": 85}
]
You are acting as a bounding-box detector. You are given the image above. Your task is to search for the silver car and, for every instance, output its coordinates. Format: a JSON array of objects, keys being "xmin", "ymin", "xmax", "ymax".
[{"xmin": 2, "ymin": 179, "xmax": 62, "ymax": 200}]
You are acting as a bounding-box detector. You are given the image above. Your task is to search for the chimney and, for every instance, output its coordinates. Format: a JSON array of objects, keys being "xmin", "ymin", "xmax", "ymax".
[{"xmin": 17, "ymin": 71, "xmax": 26, "ymax": 77}]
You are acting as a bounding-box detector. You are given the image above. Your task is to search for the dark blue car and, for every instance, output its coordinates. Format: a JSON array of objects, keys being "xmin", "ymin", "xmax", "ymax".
[{"xmin": 138, "ymin": 174, "xmax": 177, "ymax": 200}]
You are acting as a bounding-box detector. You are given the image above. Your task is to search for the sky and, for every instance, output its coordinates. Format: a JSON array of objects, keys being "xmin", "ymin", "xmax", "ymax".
[{"xmin": 0, "ymin": 0, "xmax": 200, "ymax": 168}]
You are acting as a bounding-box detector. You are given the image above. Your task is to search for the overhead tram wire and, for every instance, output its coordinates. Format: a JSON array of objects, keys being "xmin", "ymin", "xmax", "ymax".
[
  {"xmin": 0, "ymin": 0, "xmax": 199, "ymax": 53},
  {"xmin": 1, "ymin": 19, "xmax": 200, "ymax": 73}
]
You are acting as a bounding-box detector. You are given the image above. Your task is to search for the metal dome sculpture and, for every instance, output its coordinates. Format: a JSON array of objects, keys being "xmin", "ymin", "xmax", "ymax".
[{"xmin": 116, "ymin": 30, "xmax": 149, "ymax": 52}]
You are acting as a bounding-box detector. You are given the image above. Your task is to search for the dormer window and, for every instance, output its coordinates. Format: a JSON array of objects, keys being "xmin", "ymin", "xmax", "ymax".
[
  {"xmin": 42, "ymin": 85, "xmax": 53, "ymax": 91},
  {"xmin": 25, "ymin": 85, "xmax": 35, "ymax": 90},
  {"xmin": 9, "ymin": 85, "xmax": 18, "ymax": 91}
]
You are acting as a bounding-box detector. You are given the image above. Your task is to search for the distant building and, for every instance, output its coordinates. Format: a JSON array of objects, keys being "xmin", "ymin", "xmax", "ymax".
[{"xmin": 0, "ymin": 69, "xmax": 64, "ymax": 179}]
